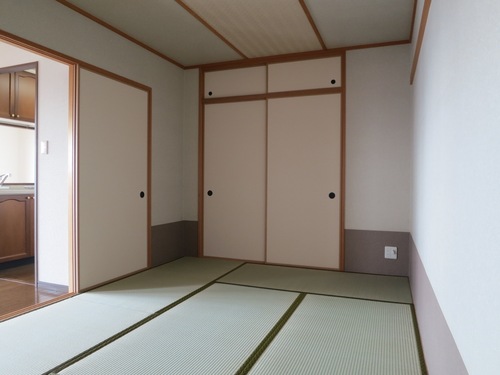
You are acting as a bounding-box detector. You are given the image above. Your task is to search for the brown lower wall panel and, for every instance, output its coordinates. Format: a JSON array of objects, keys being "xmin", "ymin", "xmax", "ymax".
[
  {"xmin": 409, "ymin": 235, "xmax": 468, "ymax": 375},
  {"xmin": 151, "ymin": 221, "xmax": 198, "ymax": 267},
  {"xmin": 344, "ymin": 229, "xmax": 410, "ymax": 276}
]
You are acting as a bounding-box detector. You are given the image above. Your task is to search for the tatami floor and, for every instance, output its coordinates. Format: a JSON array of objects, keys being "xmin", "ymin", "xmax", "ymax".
[
  {"xmin": 0, "ymin": 262, "xmax": 66, "ymax": 318},
  {"xmin": 0, "ymin": 257, "xmax": 426, "ymax": 375}
]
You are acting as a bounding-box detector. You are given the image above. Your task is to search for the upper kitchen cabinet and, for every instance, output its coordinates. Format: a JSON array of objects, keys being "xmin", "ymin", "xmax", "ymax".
[
  {"xmin": 204, "ymin": 65, "xmax": 266, "ymax": 98},
  {"xmin": 0, "ymin": 64, "xmax": 36, "ymax": 124},
  {"xmin": 268, "ymin": 56, "xmax": 342, "ymax": 92}
]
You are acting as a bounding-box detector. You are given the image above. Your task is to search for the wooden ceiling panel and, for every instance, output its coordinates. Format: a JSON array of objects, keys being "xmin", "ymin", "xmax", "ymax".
[{"xmin": 180, "ymin": 0, "xmax": 323, "ymax": 58}]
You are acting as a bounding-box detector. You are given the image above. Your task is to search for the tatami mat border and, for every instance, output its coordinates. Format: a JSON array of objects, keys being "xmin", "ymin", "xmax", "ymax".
[
  {"xmin": 45, "ymin": 262, "xmax": 246, "ymax": 375},
  {"xmin": 216, "ymin": 280, "xmax": 413, "ymax": 306},
  {"xmin": 45, "ymin": 260, "xmax": 427, "ymax": 374},
  {"xmin": 235, "ymin": 293, "xmax": 306, "ymax": 375}
]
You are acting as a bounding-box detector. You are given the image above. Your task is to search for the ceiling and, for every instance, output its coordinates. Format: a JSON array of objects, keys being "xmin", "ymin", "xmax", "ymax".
[{"xmin": 59, "ymin": 0, "xmax": 416, "ymax": 68}]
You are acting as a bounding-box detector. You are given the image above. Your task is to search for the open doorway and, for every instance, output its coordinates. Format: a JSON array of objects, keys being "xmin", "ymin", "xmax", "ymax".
[{"xmin": 0, "ymin": 36, "xmax": 76, "ymax": 319}]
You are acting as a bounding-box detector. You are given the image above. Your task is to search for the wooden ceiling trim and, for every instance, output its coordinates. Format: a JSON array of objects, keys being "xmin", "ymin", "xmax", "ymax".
[
  {"xmin": 175, "ymin": 0, "xmax": 248, "ymax": 59},
  {"xmin": 189, "ymin": 39, "xmax": 410, "ymax": 71},
  {"xmin": 410, "ymin": 0, "xmax": 432, "ymax": 84},
  {"xmin": 299, "ymin": 0, "xmax": 327, "ymax": 50},
  {"xmin": 408, "ymin": 0, "xmax": 419, "ymax": 45},
  {"xmin": 342, "ymin": 39, "xmax": 411, "ymax": 51},
  {"xmin": 56, "ymin": 0, "xmax": 185, "ymax": 69}
]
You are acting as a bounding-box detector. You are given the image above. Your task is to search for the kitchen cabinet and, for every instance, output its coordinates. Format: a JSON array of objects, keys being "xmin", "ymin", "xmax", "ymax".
[
  {"xmin": 0, "ymin": 194, "xmax": 34, "ymax": 263},
  {"xmin": 0, "ymin": 70, "xmax": 36, "ymax": 123}
]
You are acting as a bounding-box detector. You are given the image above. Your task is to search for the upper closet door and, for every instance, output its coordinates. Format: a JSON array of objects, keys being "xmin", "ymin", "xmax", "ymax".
[
  {"xmin": 204, "ymin": 66, "xmax": 266, "ymax": 98},
  {"xmin": 268, "ymin": 56, "xmax": 341, "ymax": 92},
  {"xmin": 204, "ymin": 100, "xmax": 266, "ymax": 261},
  {"xmin": 267, "ymin": 93, "xmax": 342, "ymax": 269}
]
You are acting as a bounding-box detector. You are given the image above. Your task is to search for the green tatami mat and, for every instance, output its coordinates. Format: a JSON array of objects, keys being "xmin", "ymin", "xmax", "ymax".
[
  {"xmin": 248, "ymin": 294, "xmax": 423, "ymax": 375},
  {"xmin": 219, "ymin": 263, "xmax": 412, "ymax": 303},
  {"xmin": 0, "ymin": 257, "xmax": 242, "ymax": 375},
  {"xmin": 59, "ymin": 284, "xmax": 299, "ymax": 375},
  {"xmin": 78, "ymin": 256, "xmax": 244, "ymax": 313},
  {"xmin": 0, "ymin": 297, "xmax": 147, "ymax": 375}
]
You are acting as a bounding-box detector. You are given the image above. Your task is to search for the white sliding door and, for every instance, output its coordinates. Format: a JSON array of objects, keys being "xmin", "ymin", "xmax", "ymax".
[
  {"xmin": 267, "ymin": 94, "xmax": 341, "ymax": 269},
  {"xmin": 78, "ymin": 68, "xmax": 149, "ymax": 290},
  {"xmin": 204, "ymin": 100, "xmax": 266, "ymax": 261}
]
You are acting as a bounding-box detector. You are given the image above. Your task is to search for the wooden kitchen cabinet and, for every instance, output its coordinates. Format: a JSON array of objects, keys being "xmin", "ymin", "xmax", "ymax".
[
  {"xmin": 0, "ymin": 69, "xmax": 36, "ymax": 123},
  {"xmin": 0, "ymin": 195, "xmax": 34, "ymax": 263}
]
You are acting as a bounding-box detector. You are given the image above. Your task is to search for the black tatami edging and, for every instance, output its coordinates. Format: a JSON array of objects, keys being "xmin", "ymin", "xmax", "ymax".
[
  {"xmin": 44, "ymin": 262, "xmax": 247, "ymax": 375},
  {"xmin": 235, "ymin": 292, "xmax": 306, "ymax": 375}
]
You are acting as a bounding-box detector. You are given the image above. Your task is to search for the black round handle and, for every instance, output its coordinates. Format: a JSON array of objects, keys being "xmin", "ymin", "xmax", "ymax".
[
  {"xmin": 140, "ymin": 191, "xmax": 145, "ymax": 198},
  {"xmin": 208, "ymin": 91, "xmax": 213, "ymax": 96},
  {"xmin": 329, "ymin": 192, "xmax": 336, "ymax": 199},
  {"xmin": 207, "ymin": 190, "xmax": 213, "ymax": 196},
  {"xmin": 331, "ymin": 79, "xmax": 336, "ymax": 85}
]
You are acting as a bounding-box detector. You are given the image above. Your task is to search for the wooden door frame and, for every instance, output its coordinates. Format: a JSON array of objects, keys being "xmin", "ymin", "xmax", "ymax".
[
  {"xmin": 0, "ymin": 29, "xmax": 152, "ymax": 298},
  {"xmin": 198, "ymin": 52, "xmax": 346, "ymax": 270}
]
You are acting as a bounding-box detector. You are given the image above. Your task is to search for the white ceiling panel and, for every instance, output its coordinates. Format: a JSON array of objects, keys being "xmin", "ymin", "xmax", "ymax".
[
  {"xmin": 305, "ymin": 0, "xmax": 414, "ymax": 48},
  {"xmin": 64, "ymin": 0, "xmax": 242, "ymax": 67},
  {"xmin": 181, "ymin": 0, "xmax": 323, "ymax": 58}
]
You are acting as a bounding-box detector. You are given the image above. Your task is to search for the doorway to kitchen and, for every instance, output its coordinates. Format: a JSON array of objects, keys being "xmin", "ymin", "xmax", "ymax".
[{"xmin": 0, "ymin": 35, "xmax": 76, "ymax": 320}]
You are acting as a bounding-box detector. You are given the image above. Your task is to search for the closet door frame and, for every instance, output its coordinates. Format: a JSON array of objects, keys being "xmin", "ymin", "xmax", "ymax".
[{"xmin": 199, "ymin": 52, "xmax": 346, "ymax": 270}]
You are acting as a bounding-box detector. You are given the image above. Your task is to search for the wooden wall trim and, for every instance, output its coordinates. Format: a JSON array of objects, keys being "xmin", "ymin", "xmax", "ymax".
[
  {"xmin": 340, "ymin": 50, "xmax": 347, "ymax": 271},
  {"xmin": 197, "ymin": 69, "xmax": 205, "ymax": 257},
  {"xmin": 410, "ymin": 0, "xmax": 432, "ymax": 84},
  {"xmin": 55, "ymin": 0, "xmax": 185, "ymax": 69},
  {"xmin": 0, "ymin": 30, "xmax": 79, "ymax": 293},
  {"xmin": 202, "ymin": 87, "xmax": 343, "ymax": 105}
]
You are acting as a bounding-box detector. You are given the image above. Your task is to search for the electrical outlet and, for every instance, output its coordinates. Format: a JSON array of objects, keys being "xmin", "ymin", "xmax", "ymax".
[{"xmin": 384, "ymin": 246, "xmax": 398, "ymax": 260}]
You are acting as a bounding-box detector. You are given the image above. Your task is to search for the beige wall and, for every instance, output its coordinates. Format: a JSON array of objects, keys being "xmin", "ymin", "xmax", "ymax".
[
  {"xmin": 346, "ymin": 44, "xmax": 413, "ymax": 232},
  {"xmin": 0, "ymin": 0, "xmax": 185, "ymax": 226}
]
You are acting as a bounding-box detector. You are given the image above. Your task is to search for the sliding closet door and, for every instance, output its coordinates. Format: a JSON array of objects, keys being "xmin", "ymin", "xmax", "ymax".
[
  {"xmin": 267, "ymin": 94, "xmax": 341, "ymax": 269},
  {"xmin": 78, "ymin": 68, "xmax": 149, "ymax": 290},
  {"xmin": 204, "ymin": 100, "xmax": 266, "ymax": 261}
]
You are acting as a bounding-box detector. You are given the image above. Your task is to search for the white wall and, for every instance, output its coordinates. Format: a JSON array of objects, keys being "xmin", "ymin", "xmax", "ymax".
[
  {"xmin": 0, "ymin": 40, "xmax": 70, "ymax": 286},
  {"xmin": 412, "ymin": 0, "xmax": 500, "ymax": 373},
  {"xmin": 346, "ymin": 45, "xmax": 412, "ymax": 232},
  {"xmin": 0, "ymin": 126, "xmax": 35, "ymax": 183},
  {"xmin": 0, "ymin": 0, "xmax": 185, "ymax": 226}
]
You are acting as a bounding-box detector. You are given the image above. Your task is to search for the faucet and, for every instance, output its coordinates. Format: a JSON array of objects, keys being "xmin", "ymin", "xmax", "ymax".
[{"xmin": 0, "ymin": 173, "xmax": 10, "ymax": 186}]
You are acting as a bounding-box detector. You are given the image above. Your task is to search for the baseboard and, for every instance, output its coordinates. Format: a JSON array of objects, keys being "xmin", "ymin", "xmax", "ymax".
[
  {"xmin": 344, "ymin": 229, "xmax": 410, "ymax": 276},
  {"xmin": 151, "ymin": 221, "xmax": 198, "ymax": 267},
  {"xmin": 409, "ymin": 235, "xmax": 468, "ymax": 375}
]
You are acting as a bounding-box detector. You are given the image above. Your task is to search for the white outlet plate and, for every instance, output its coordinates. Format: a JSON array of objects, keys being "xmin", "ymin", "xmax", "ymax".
[{"xmin": 384, "ymin": 246, "xmax": 398, "ymax": 260}]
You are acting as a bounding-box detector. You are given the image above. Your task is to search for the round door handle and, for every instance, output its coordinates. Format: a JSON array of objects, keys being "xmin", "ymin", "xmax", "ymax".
[
  {"xmin": 140, "ymin": 191, "xmax": 145, "ymax": 198},
  {"xmin": 208, "ymin": 91, "xmax": 213, "ymax": 96},
  {"xmin": 207, "ymin": 190, "xmax": 213, "ymax": 196},
  {"xmin": 329, "ymin": 192, "xmax": 336, "ymax": 199},
  {"xmin": 331, "ymin": 79, "xmax": 336, "ymax": 85}
]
